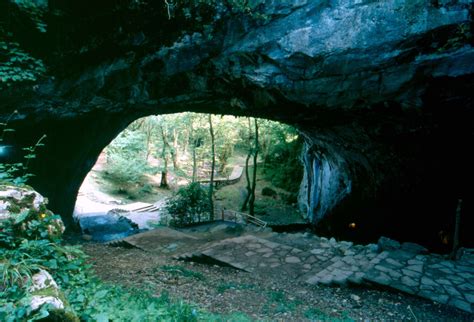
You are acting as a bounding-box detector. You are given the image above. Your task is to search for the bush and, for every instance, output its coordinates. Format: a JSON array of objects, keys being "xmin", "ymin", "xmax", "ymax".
[
  {"xmin": 166, "ymin": 182, "xmax": 211, "ymax": 227},
  {"xmin": 0, "ymin": 185, "xmax": 202, "ymax": 321}
]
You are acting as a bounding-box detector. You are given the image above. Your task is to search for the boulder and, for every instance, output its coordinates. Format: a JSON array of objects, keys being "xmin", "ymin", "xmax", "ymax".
[
  {"xmin": 401, "ymin": 242, "xmax": 429, "ymax": 254},
  {"xmin": 377, "ymin": 236, "xmax": 401, "ymax": 252},
  {"xmin": 0, "ymin": 184, "xmax": 65, "ymax": 241},
  {"xmin": 78, "ymin": 214, "xmax": 140, "ymax": 242},
  {"xmin": 28, "ymin": 269, "xmax": 78, "ymax": 321},
  {"xmin": 0, "ymin": 184, "xmax": 46, "ymax": 219}
]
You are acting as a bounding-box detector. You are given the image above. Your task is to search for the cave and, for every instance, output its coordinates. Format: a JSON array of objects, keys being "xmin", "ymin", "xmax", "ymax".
[{"xmin": 1, "ymin": 0, "xmax": 473, "ymax": 251}]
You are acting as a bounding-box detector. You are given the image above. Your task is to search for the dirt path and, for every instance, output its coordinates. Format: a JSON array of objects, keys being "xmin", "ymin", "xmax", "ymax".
[
  {"xmin": 80, "ymin": 233, "xmax": 473, "ymax": 321},
  {"xmin": 74, "ymin": 171, "xmax": 163, "ymax": 230}
]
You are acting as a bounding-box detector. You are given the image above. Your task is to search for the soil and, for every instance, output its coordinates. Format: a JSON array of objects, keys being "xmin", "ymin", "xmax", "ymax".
[{"xmin": 79, "ymin": 239, "xmax": 473, "ymax": 321}]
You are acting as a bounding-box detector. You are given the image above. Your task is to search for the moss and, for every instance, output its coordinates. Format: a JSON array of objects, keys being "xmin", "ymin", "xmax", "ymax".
[
  {"xmin": 38, "ymin": 309, "xmax": 80, "ymax": 322},
  {"xmin": 31, "ymin": 285, "xmax": 79, "ymax": 322},
  {"xmin": 6, "ymin": 203, "xmax": 21, "ymax": 214}
]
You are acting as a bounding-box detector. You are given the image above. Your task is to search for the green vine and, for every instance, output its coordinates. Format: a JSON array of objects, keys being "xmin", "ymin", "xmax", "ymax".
[
  {"xmin": 0, "ymin": 41, "xmax": 46, "ymax": 88},
  {"xmin": 0, "ymin": 110, "xmax": 46, "ymax": 185}
]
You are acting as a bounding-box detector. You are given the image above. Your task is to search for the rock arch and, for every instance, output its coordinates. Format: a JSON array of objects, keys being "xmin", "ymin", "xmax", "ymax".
[{"xmin": 1, "ymin": 0, "xmax": 473, "ymax": 245}]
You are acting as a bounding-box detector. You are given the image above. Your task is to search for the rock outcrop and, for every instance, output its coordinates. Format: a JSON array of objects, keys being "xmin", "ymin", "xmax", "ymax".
[{"xmin": 1, "ymin": 0, "xmax": 473, "ymax": 246}]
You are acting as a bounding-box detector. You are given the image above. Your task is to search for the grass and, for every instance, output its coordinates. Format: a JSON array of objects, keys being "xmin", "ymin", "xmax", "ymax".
[
  {"xmin": 304, "ymin": 308, "xmax": 355, "ymax": 321},
  {"xmin": 94, "ymin": 170, "xmax": 172, "ymax": 204},
  {"xmin": 264, "ymin": 290, "xmax": 303, "ymax": 314}
]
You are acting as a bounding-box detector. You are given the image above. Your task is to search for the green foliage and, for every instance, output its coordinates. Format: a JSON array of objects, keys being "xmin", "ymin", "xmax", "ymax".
[
  {"xmin": 0, "ymin": 185, "xmax": 203, "ymax": 321},
  {"xmin": 175, "ymin": 0, "xmax": 269, "ymax": 21},
  {"xmin": 104, "ymin": 127, "xmax": 155, "ymax": 183},
  {"xmin": 0, "ymin": 41, "xmax": 46, "ymax": 88},
  {"xmin": 166, "ymin": 182, "xmax": 211, "ymax": 227},
  {"xmin": 0, "ymin": 213, "xmax": 79, "ymax": 320},
  {"xmin": 261, "ymin": 123, "xmax": 303, "ymax": 193},
  {"xmin": 0, "ymin": 1, "xmax": 47, "ymax": 90},
  {"xmin": 0, "ymin": 111, "xmax": 46, "ymax": 185},
  {"xmin": 266, "ymin": 290, "xmax": 302, "ymax": 314},
  {"xmin": 64, "ymin": 277, "xmax": 199, "ymax": 321}
]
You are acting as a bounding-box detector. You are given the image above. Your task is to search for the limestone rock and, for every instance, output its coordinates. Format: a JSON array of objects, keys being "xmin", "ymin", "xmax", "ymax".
[
  {"xmin": 0, "ymin": 185, "xmax": 46, "ymax": 219},
  {"xmin": 29, "ymin": 270, "xmax": 58, "ymax": 293},
  {"xmin": 78, "ymin": 214, "xmax": 140, "ymax": 242},
  {"xmin": 27, "ymin": 269, "xmax": 78, "ymax": 321},
  {"xmin": 30, "ymin": 296, "xmax": 64, "ymax": 311},
  {"xmin": 377, "ymin": 237, "xmax": 401, "ymax": 252},
  {"xmin": 401, "ymin": 242, "xmax": 429, "ymax": 254},
  {"xmin": 0, "ymin": 185, "xmax": 65, "ymax": 240},
  {"xmin": 1, "ymin": 0, "xmax": 474, "ymax": 253}
]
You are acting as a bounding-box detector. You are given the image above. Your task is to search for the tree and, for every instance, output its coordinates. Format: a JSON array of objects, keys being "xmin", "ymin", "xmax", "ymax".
[
  {"xmin": 158, "ymin": 124, "xmax": 169, "ymax": 188},
  {"xmin": 241, "ymin": 118, "xmax": 253, "ymax": 212},
  {"xmin": 136, "ymin": 116, "xmax": 157, "ymax": 162},
  {"xmin": 104, "ymin": 125, "xmax": 151, "ymax": 183},
  {"xmin": 208, "ymin": 114, "xmax": 216, "ymax": 219},
  {"xmin": 248, "ymin": 118, "xmax": 259, "ymax": 216}
]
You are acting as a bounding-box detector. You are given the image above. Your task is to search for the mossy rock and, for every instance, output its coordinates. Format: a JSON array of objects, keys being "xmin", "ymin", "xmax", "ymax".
[{"xmin": 29, "ymin": 270, "xmax": 79, "ymax": 322}]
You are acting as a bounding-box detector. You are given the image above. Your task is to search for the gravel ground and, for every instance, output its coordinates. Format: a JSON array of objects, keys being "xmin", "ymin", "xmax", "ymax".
[{"xmin": 81, "ymin": 242, "xmax": 474, "ymax": 321}]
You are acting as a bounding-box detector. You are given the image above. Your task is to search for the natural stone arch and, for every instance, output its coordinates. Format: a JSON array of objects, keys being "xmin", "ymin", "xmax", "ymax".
[{"xmin": 1, "ymin": 0, "xmax": 473, "ymax": 245}]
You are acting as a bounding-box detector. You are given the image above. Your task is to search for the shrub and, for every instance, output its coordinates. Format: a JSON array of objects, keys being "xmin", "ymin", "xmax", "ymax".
[
  {"xmin": 0, "ymin": 185, "xmax": 203, "ymax": 321},
  {"xmin": 166, "ymin": 182, "xmax": 211, "ymax": 227}
]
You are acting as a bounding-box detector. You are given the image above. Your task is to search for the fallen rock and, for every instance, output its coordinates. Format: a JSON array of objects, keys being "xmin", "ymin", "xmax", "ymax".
[
  {"xmin": 350, "ymin": 294, "xmax": 361, "ymax": 302},
  {"xmin": 378, "ymin": 236, "xmax": 401, "ymax": 252},
  {"xmin": 78, "ymin": 214, "xmax": 140, "ymax": 242},
  {"xmin": 401, "ymin": 242, "xmax": 428, "ymax": 254}
]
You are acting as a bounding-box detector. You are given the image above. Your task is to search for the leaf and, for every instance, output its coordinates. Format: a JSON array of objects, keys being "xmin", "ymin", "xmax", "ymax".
[
  {"xmin": 14, "ymin": 211, "xmax": 29, "ymax": 224},
  {"xmin": 92, "ymin": 313, "xmax": 110, "ymax": 322},
  {"xmin": 95, "ymin": 289, "xmax": 109, "ymax": 299}
]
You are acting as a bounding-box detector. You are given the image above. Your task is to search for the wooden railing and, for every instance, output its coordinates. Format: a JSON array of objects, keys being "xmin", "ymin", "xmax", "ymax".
[
  {"xmin": 214, "ymin": 208, "xmax": 267, "ymax": 229},
  {"xmin": 199, "ymin": 166, "xmax": 243, "ymax": 188}
]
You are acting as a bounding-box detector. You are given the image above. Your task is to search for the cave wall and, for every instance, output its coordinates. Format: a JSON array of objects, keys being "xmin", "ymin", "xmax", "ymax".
[
  {"xmin": 1, "ymin": 0, "xmax": 473, "ymax": 245},
  {"xmin": 297, "ymin": 89, "xmax": 474, "ymax": 248}
]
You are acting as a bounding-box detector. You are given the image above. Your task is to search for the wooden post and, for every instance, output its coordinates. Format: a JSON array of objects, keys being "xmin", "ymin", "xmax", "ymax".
[
  {"xmin": 221, "ymin": 209, "xmax": 224, "ymax": 221},
  {"xmin": 450, "ymin": 199, "xmax": 462, "ymax": 260}
]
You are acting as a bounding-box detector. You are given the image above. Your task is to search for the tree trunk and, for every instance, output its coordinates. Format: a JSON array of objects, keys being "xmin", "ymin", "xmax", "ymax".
[
  {"xmin": 170, "ymin": 148, "xmax": 178, "ymax": 170},
  {"xmin": 249, "ymin": 119, "xmax": 259, "ymax": 216},
  {"xmin": 241, "ymin": 152, "xmax": 251, "ymax": 212},
  {"xmin": 450, "ymin": 199, "xmax": 462, "ymax": 260},
  {"xmin": 159, "ymin": 125, "xmax": 169, "ymax": 188},
  {"xmin": 182, "ymin": 128, "xmax": 189, "ymax": 154},
  {"xmin": 208, "ymin": 114, "xmax": 215, "ymax": 220},
  {"xmin": 241, "ymin": 118, "xmax": 253, "ymax": 212},
  {"xmin": 192, "ymin": 145, "xmax": 197, "ymax": 182},
  {"xmin": 160, "ymin": 157, "xmax": 168, "ymax": 188},
  {"xmin": 171, "ymin": 128, "xmax": 179, "ymax": 169}
]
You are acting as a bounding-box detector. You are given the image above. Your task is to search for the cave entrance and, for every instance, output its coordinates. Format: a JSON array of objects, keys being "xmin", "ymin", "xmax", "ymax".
[{"xmin": 73, "ymin": 112, "xmax": 305, "ymax": 241}]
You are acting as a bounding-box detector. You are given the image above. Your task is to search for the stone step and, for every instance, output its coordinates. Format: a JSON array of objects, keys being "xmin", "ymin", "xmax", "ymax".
[{"xmin": 363, "ymin": 250, "xmax": 474, "ymax": 313}]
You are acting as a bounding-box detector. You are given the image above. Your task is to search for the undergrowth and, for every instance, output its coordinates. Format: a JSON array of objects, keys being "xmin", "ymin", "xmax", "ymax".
[{"xmin": 0, "ymin": 187, "xmax": 248, "ymax": 321}]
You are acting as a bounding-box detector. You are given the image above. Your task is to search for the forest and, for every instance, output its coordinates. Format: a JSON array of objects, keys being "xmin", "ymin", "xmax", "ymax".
[{"xmin": 95, "ymin": 113, "xmax": 303, "ymax": 226}]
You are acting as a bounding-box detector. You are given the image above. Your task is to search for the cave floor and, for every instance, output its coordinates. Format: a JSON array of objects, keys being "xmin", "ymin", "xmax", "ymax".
[{"xmin": 76, "ymin": 227, "xmax": 474, "ymax": 321}]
